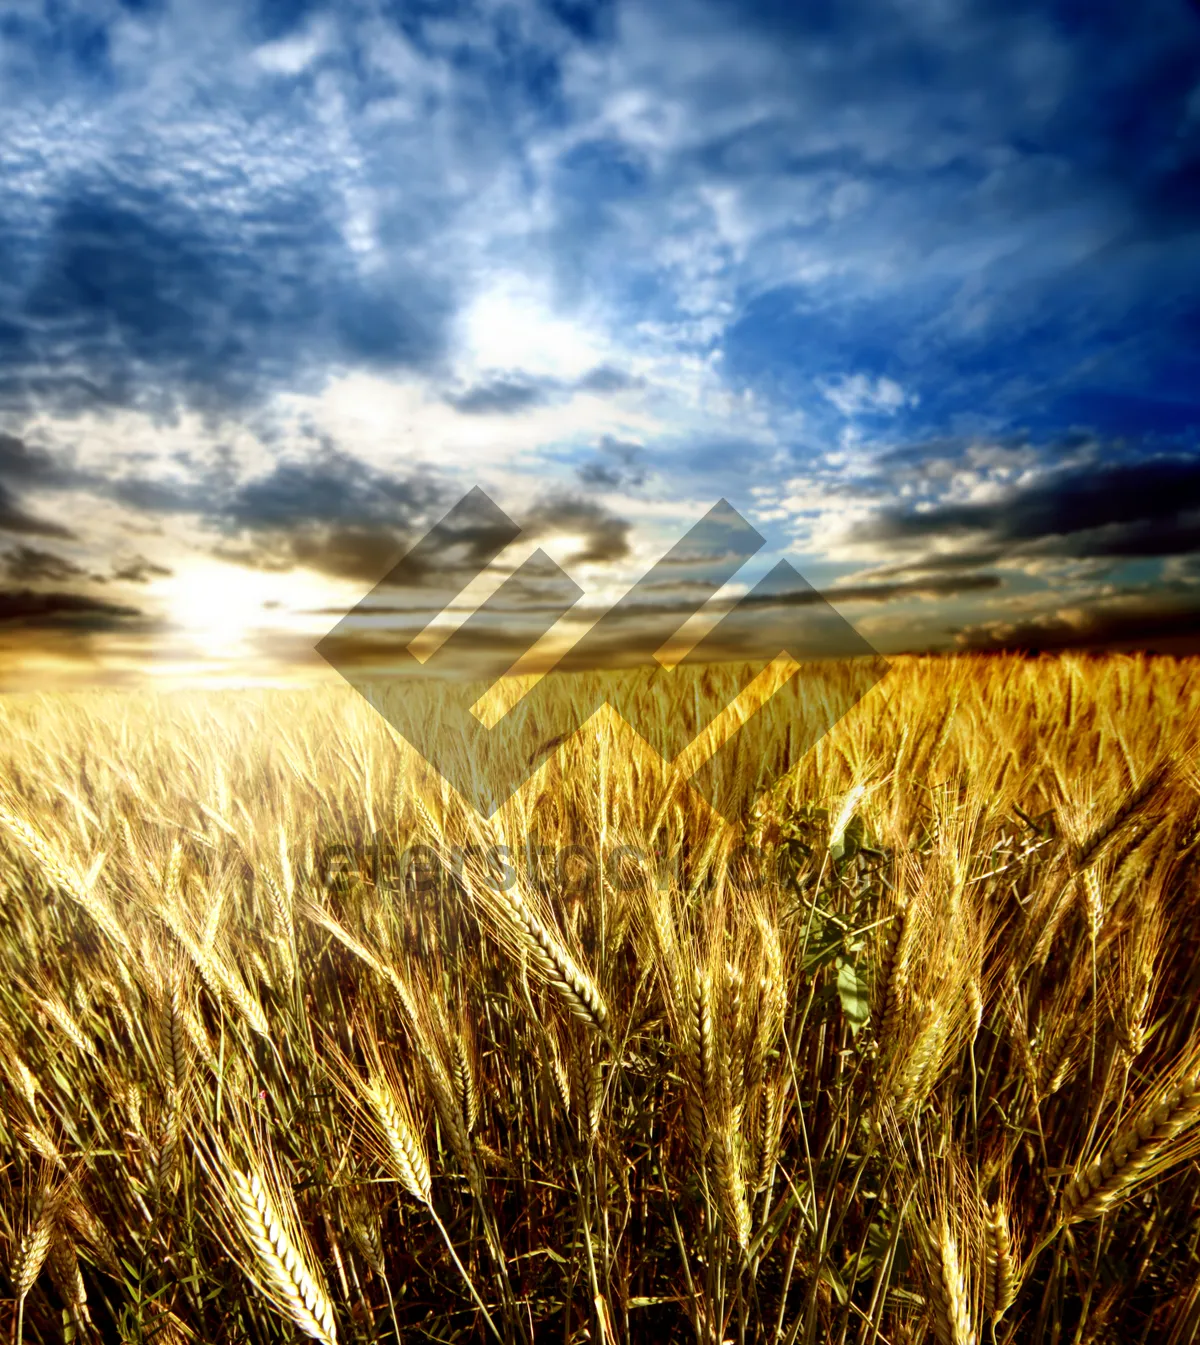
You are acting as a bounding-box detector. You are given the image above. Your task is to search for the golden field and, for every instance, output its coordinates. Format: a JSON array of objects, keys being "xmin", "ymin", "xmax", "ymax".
[{"xmin": 1, "ymin": 653, "xmax": 1199, "ymax": 1344}]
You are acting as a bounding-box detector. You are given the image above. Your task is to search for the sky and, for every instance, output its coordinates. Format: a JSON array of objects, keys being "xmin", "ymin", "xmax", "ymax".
[{"xmin": 1, "ymin": 0, "xmax": 1199, "ymax": 691}]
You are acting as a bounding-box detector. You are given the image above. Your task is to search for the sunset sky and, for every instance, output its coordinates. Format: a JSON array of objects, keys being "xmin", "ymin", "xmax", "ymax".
[{"xmin": 2, "ymin": 0, "xmax": 1199, "ymax": 691}]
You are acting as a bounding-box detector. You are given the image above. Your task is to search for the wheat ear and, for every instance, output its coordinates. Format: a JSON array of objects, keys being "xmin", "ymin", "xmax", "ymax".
[
  {"xmin": 982, "ymin": 1201, "xmax": 1017, "ymax": 1323},
  {"xmin": 62, "ymin": 1196, "xmax": 121, "ymax": 1275},
  {"xmin": 1063, "ymin": 1069, "xmax": 1200, "ymax": 1222},
  {"xmin": 451, "ymin": 1028, "xmax": 480, "ymax": 1135},
  {"xmin": 415, "ymin": 1038, "xmax": 475, "ymax": 1176},
  {"xmin": 12, "ymin": 1190, "xmax": 56, "ymax": 1300},
  {"xmin": 714, "ymin": 1126, "xmax": 752, "ymax": 1253},
  {"xmin": 505, "ymin": 887, "xmax": 609, "ymax": 1034},
  {"xmin": 0, "ymin": 810, "xmax": 130, "ymax": 954},
  {"xmin": 926, "ymin": 1218, "xmax": 976, "ymax": 1345},
  {"xmin": 231, "ymin": 1168, "xmax": 338, "ymax": 1345},
  {"xmin": 547, "ymin": 1027, "xmax": 573, "ymax": 1115},
  {"xmin": 365, "ymin": 1068, "xmax": 503, "ymax": 1345},
  {"xmin": 878, "ymin": 894, "xmax": 913, "ymax": 1051},
  {"xmin": 891, "ymin": 1003, "xmax": 949, "ymax": 1117},
  {"xmin": 690, "ymin": 968, "xmax": 719, "ymax": 1120},
  {"xmin": 367, "ymin": 1079, "xmax": 432, "ymax": 1206},
  {"xmin": 47, "ymin": 1233, "xmax": 91, "ymax": 1330},
  {"xmin": 34, "ymin": 995, "xmax": 99, "ymax": 1060}
]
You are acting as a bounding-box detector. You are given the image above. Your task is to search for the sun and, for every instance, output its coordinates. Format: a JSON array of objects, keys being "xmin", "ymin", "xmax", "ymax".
[{"xmin": 152, "ymin": 559, "xmax": 302, "ymax": 661}]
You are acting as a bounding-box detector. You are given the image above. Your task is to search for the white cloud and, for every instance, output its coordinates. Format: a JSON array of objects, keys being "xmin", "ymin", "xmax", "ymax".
[
  {"xmin": 253, "ymin": 18, "xmax": 333, "ymax": 76},
  {"xmin": 459, "ymin": 278, "xmax": 611, "ymax": 382},
  {"xmin": 820, "ymin": 374, "xmax": 915, "ymax": 417}
]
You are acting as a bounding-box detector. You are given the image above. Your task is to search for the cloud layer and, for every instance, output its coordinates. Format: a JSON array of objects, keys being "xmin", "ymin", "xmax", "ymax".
[{"xmin": 1, "ymin": 0, "xmax": 1199, "ymax": 686}]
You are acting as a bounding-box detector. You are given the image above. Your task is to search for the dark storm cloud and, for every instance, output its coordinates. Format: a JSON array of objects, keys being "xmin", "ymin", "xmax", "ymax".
[
  {"xmin": 8, "ymin": 435, "xmax": 455, "ymax": 587},
  {"xmin": 445, "ymin": 366, "xmax": 643, "ymax": 415},
  {"xmin": 520, "ymin": 494, "xmax": 632, "ymax": 565},
  {"xmin": 575, "ymin": 436, "xmax": 647, "ymax": 489},
  {"xmin": 576, "ymin": 365, "xmax": 643, "ymax": 394},
  {"xmin": 215, "ymin": 525, "xmax": 414, "ymax": 582},
  {"xmin": 0, "ymin": 588, "xmax": 145, "ymax": 632},
  {"xmin": 213, "ymin": 462, "xmax": 629, "ymax": 589},
  {"xmin": 337, "ymin": 488, "xmax": 634, "ymax": 593},
  {"xmin": 772, "ymin": 573, "xmax": 1001, "ymax": 606},
  {"xmin": 0, "ymin": 483, "xmax": 74, "ymax": 539},
  {"xmin": 5, "ymin": 433, "xmax": 460, "ymax": 585},
  {"xmin": 446, "ymin": 378, "xmax": 551, "ymax": 415},
  {"xmin": 224, "ymin": 447, "xmax": 441, "ymax": 531},
  {"xmin": 854, "ymin": 452, "xmax": 1200, "ymax": 569},
  {"xmin": 612, "ymin": 567, "xmax": 1001, "ymax": 619},
  {"xmin": 866, "ymin": 547, "xmax": 1011, "ymax": 578},
  {"xmin": 308, "ymin": 565, "xmax": 996, "ymax": 626},
  {"xmin": 210, "ymin": 456, "xmax": 631, "ymax": 590},
  {"xmin": 211, "ymin": 447, "xmax": 451, "ymax": 581},
  {"xmin": 0, "ymin": 434, "xmax": 75, "ymax": 487},
  {"xmin": 1, "ymin": 545, "xmax": 89, "ymax": 584},
  {"xmin": 1, "ymin": 182, "xmax": 454, "ymax": 418},
  {"xmin": 576, "ymin": 461, "xmax": 622, "ymax": 487},
  {"xmin": 111, "ymin": 556, "xmax": 173, "ymax": 583},
  {"xmin": 953, "ymin": 595, "xmax": 1200, "ymax": 655},
  {"xmin": 534, "ymin": 571, "xmax": 1002, "ymax": 622},
  {"xmin": 0, "ymin": 434, "xmax": 77, "ymax": 537}
]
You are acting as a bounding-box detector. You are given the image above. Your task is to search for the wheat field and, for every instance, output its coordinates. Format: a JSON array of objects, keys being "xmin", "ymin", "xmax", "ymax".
[{"xmin": 1, "ymin": 653, "xmax": 1199, "ymax": 1344}]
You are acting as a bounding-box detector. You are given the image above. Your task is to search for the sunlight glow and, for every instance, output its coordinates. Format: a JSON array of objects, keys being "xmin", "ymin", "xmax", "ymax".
[
  {"xmin": 154, "ymin": 561, "xmax": 300, "ymax": 660},
  {"xmin": 462, "ymin": 281, "xmax": 606, "ymax": 381}
]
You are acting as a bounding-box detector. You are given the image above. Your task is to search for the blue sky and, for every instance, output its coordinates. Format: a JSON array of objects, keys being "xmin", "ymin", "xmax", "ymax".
[{"xmin": 1, "ymin": 0, "xmax": 1199, "ymax": 687}]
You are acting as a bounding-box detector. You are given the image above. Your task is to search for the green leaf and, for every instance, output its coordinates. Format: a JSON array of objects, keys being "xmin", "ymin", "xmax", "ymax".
[
  {"xmin": 801, "ymin": 918, "xmax": 843, "ymax": 973},
  {"xmin": 836, "ymin": 958, "xmax": 871, "ymax": 1037},
  {"xmin": 819, "ymin": 1261, "xmax": 849, "ymax": 1305}
]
